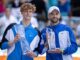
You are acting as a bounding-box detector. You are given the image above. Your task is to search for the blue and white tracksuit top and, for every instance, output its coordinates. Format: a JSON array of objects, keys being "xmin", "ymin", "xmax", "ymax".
[
  {"xmin": 1, "ymin": 22, "xmax": 40, "ymax": 60},
  {"xmin": 40, "ymin": 23, "xmax": 78, "ymax": 60}
]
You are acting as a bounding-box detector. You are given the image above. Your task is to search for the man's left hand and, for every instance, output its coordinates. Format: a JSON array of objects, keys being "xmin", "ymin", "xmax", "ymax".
[{"xmin": 48, "ymin": 48, "xmax": 63, "ymax": 54}]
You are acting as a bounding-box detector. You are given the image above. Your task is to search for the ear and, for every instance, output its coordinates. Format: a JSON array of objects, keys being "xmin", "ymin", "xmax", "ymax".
[
  {"xmin": 48, "ymin": 14, "xmax": 51, "ymax": 19},
  {"xmin": 58, "ymin": 13, "xmax": 61, "ymax": 18},
  {"xmin": 21, "ymin": 12, "xmax": 24, "ymax": 15}
]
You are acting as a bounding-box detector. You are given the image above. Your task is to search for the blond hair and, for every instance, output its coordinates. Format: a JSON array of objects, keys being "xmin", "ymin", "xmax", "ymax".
[{"xmin": 20, "ymin": 3, "xmax": 36, "ymax": 12}]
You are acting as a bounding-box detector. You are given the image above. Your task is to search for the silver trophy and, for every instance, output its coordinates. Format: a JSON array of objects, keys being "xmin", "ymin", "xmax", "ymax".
[
  {"xmin": 15, "ymin": 25, "xmax": 32, "ymax": 55},
  {"xmin": 46, "ymin": 28, "xmax": 56, "ymax": 50}
]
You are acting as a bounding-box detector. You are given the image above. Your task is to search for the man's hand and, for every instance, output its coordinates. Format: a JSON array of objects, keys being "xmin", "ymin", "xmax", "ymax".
[
  {"xmin": 14, "ymin": 34, "xmax": 20, "ymax": 43},
  {"xmin": 48, "ymin": 48, "xmax": 63, "ymax": 54},
  {"xmin": 27, "ymin": 51, "xmax": 37, "ymax": 58},
  {"xmin": 8, "ymin": 34, "xmax": 20, "ymax": 46}
]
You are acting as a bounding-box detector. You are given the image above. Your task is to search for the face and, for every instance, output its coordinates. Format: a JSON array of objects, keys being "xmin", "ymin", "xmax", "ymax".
[
  {"xmin": 48, "ymin": 10, "xmax": 60, "ymax": 24},
  {"xmin": 5, "ymin": 8, "xmax": 11, "ymax": 17},
  {"xmin": 22, "ymin": 9, "xmax": 33, "ymax": 21}
]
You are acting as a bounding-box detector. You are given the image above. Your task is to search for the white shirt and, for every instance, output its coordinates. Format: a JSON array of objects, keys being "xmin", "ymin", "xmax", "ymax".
[
  {"xmin": 0, "ymin": 15, "xmax": 18, "ymax": 41},
  {"xmin": 76, "ymin": 24, "xmax": 80, "ymax": 35},
  {"xmin": 0, "ymin": 15, "xmax": 18, "ymax": 30}
]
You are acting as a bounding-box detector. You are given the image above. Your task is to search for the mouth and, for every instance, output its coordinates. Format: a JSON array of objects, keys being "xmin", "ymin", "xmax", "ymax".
[
  {"xmin": 50, "ymin": 18, "xmax": 59, "ymax": 23},
  {"xmin": 49, "ymin": 17, "xmax": 58, "ymax": 21}
]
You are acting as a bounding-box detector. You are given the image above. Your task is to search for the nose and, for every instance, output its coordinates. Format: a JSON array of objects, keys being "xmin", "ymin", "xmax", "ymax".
[
  {"xmin": 27, "ymin": 11, "xmax": 30, "ymax": 14},
  {"xmin": 53, "ymin": 14, "xmax": 56, "ymax": 18},
  {"xmin": 25, "ymin": 12, "xmax": 29, "ymax": 15}
]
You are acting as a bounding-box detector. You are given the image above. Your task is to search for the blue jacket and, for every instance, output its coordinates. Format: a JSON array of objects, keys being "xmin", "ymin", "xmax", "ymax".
[
  {"xmin": 1, "ymin": 22, "xmax": 40, "ymax": 60},
  {"xmin": 40, "ymin": 23, "xmax": 78, "ymax": 60}
]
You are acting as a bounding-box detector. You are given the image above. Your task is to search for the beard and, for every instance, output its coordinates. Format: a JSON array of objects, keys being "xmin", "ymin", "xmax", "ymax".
[{"xmin": 50, "ymin": 17, "xmax": 59, "ymax": 23}]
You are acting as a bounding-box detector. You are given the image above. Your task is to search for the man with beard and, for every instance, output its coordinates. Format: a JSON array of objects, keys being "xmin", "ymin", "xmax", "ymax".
[{"xmin": 39, "ymin": 6, "xmax": 78, "ymax": 60}]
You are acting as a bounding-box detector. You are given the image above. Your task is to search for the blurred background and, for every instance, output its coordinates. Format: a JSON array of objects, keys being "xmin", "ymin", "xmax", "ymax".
[{"xmin": 0, "ymin": 0, "xmax": 80, "ymax": 60}]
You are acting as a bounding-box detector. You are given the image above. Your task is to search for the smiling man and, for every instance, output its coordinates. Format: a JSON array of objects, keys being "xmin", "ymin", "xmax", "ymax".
[{"xmin": 40, "ymin": 6, "xmax": 78, "ymax": 60}]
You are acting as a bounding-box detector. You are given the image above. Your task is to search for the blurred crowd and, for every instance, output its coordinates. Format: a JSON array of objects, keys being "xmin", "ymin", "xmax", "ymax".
[{"xmin": 0, "ymin": 0, "xmax": 80, "ymax": 48}]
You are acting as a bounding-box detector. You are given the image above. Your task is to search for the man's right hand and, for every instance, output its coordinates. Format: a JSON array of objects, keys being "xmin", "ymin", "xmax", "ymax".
[
  {"xmin": 8, "ymin": 34, "xmax": 20, "ymax": 46},
  {"xmin": 14, "ymin": 34, "xmax": 20, "ymax": 43},
  {"xmin": 26, "ymin": 51, "xmax": 37, "ymax": 58}
]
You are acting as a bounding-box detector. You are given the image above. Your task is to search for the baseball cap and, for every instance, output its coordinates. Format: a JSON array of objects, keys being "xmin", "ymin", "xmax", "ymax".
[{"xmin": 48, "ymin": 6, "xmax": 60, "ymax": 14}]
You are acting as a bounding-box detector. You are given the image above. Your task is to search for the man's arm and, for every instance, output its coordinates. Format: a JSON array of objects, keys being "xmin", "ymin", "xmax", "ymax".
[
  {"xmin": 1, "ymin": 29, "xmax": 20, "ymax": 50},
  {"xmin": 63, "ymin": 27, "xmax": 78, "ymax": 55}
]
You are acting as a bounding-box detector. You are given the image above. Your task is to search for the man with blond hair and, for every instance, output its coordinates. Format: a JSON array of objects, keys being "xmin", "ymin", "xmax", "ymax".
[{"xmin": 1, "ymin": 3, "xmax": 40, "ymax": 60}]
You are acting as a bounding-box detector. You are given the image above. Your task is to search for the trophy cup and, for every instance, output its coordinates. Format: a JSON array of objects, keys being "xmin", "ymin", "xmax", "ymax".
[
  {"xmin": 16, "ymin": 25, "xmax": 32, "ymax": 55},
  {"xmin": 46, "ymin": 28, "xmax": 56, "ymax": 50}
]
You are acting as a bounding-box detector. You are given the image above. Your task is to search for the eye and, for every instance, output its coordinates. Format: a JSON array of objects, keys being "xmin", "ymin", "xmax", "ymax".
[
  {"xmin": 50, "ymin": 13, "xmax": 54, "ymax": 15},
  {"xmin": 55, "ymin": 12, "xmax": 58, "ymax": 15}
]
